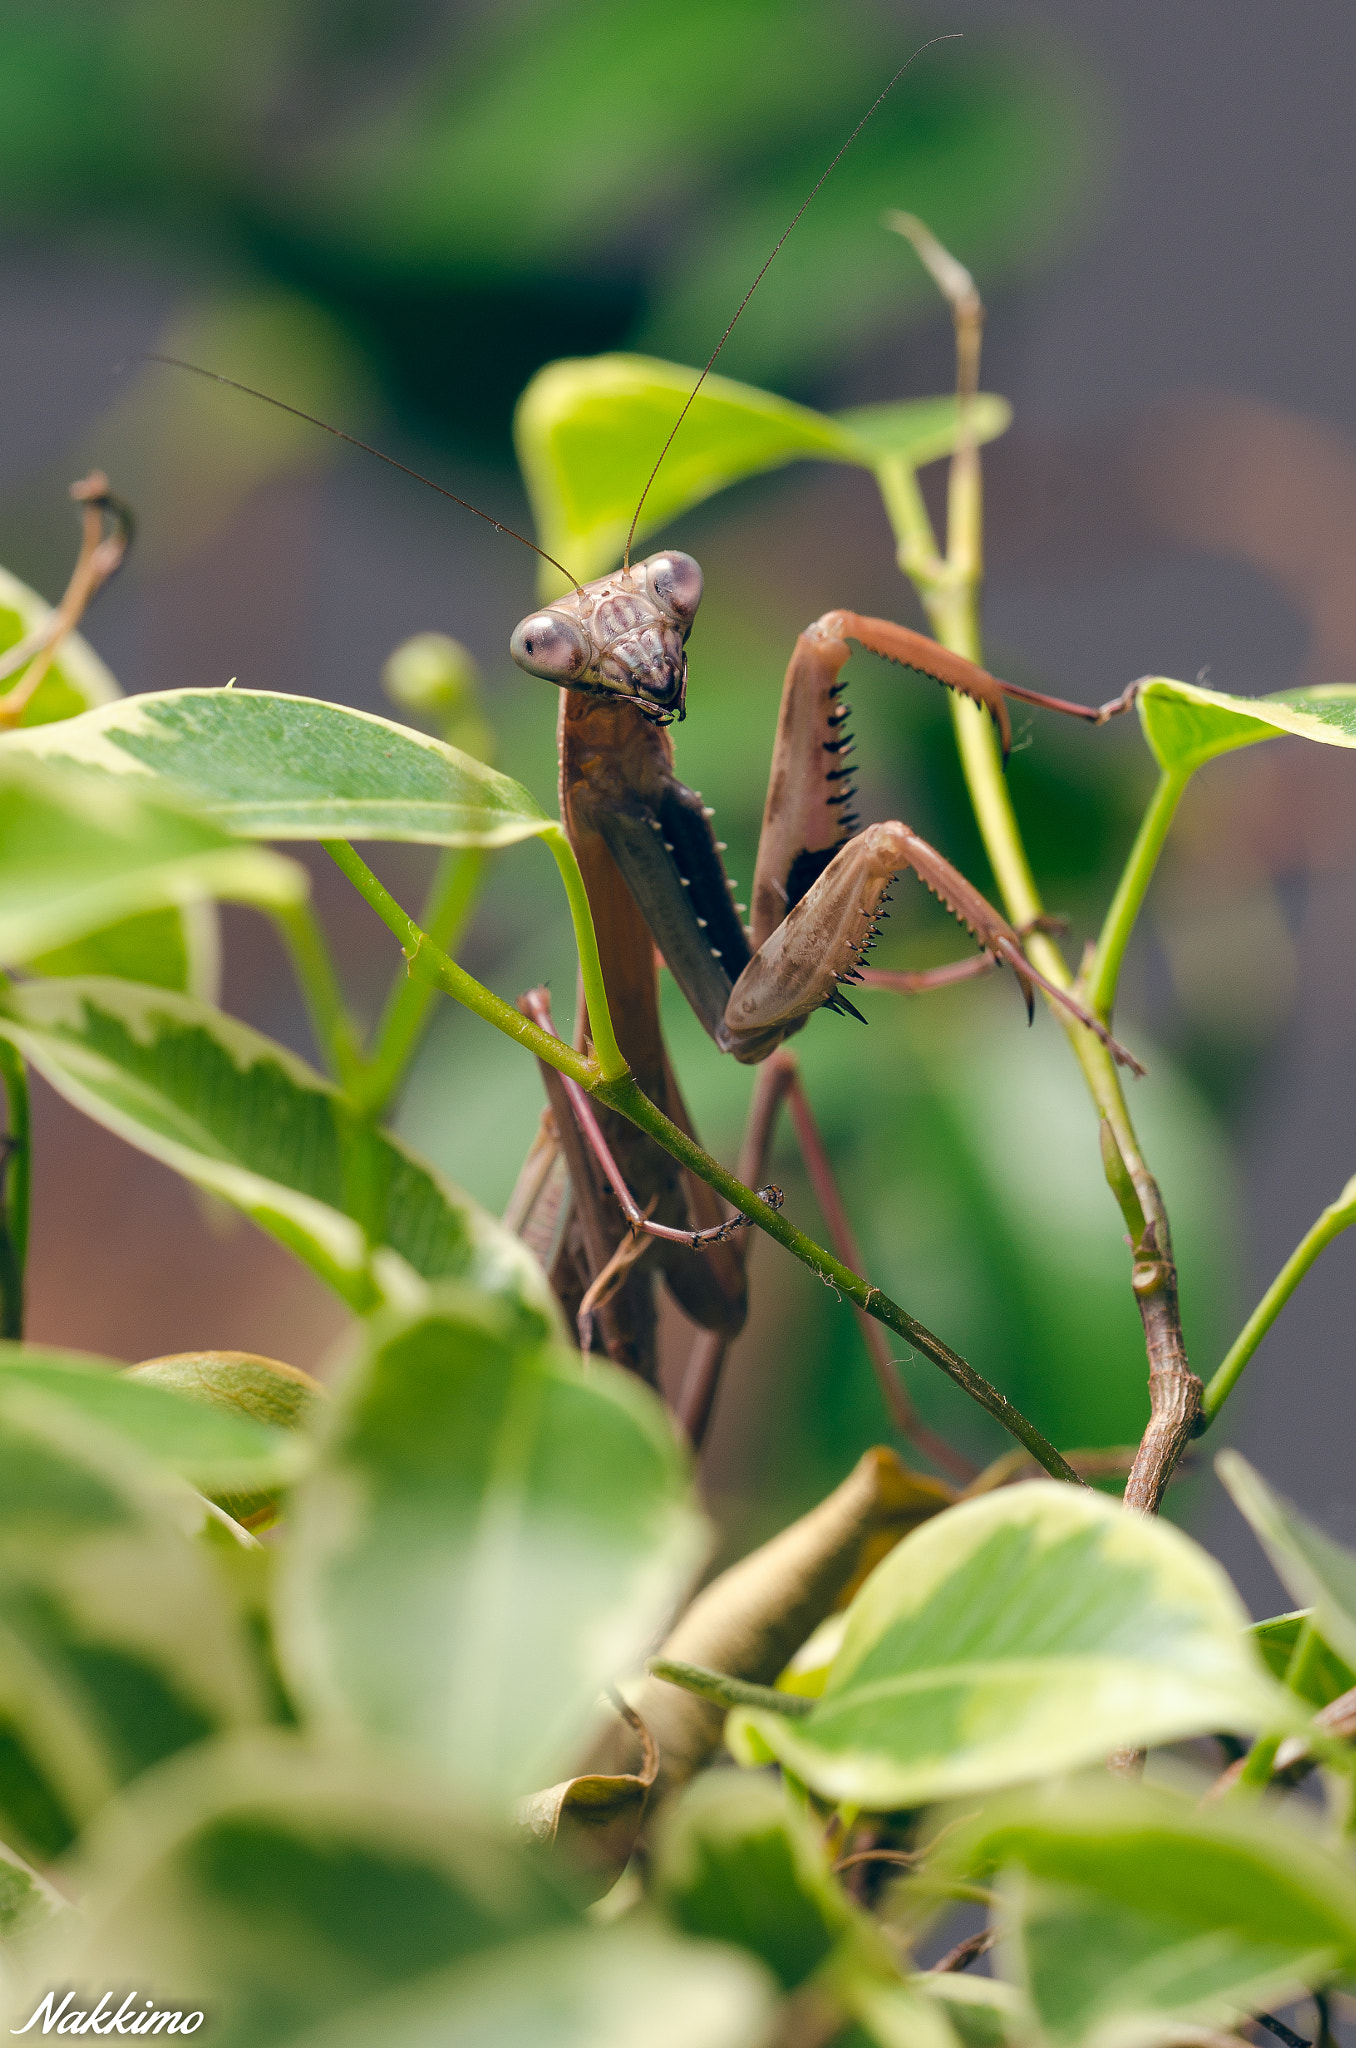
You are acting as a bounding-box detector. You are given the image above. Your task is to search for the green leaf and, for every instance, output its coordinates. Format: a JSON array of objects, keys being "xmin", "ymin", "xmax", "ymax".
[
  {"xmin": 275, "ymin": 1289, "xmax": 704, "ymax": 1807},
  {"xmin": 0, "ymin": 1840, "xmax": 66, "ymax": 1950},
  {"xmin": 917, "ymin": 1976, "xmax": 1023, "ymax": 2048},
  {"xmin": 1218, "ymin": 1451, "xmax": 1356, "ymax": 1674},
  {"xmin": 515, "ymin": 353, "xmax": 1010, "ymax": 586},
  {"xmin": 0, "ymin": 754, "xmax": 303, "ymax": 968},
  {"xmin": 0, "ymin": 1345, "xmax": 305, "ymax": 1498},
  {"xmin": 726, "ymin": 1483, "xmax": 1286, "ymax": 1810},
  {"xmin": 0, "ymin": 1384, "xmax": 263, "ymax": 1864},
  {"xmin": 653, "ymin": 1771, "xmax": 857, "ymax": 1993},
  {"xmin": 833, "ymin": 395, "xmax": 1012, "ymax": 469},
  {"xmin": 126, "ymin": 1350, "xmax": 320, "ymax": 1432},
  {"xmin": 1137, "ymin": 677, "xmax": 1356, "ymax": 777},
  {"xmin": 0, "ymin": 977, "xmax": 559, "ymax": 1320},
  {"xmin": 953, "ymin": 1780, "xmax": 1356, "ymax": 2048},
  {"xmin": 0, "ymin": 562, "xmax": 121, "ymax": 728},
  {"xmin": 22, "ymin": 1733, "xmax": 578, "ymax": 2048},
  {"xmin": 27, "ymin": 902, "xmax": 219, "ymax": 997},
  {"xmin": 123, "ymin": 1351, "xmax": 320, "ymax": 1534},
  {"xmin": 1249, "ymin": 1609, "xmax": 1356, "ymax": 1709},
  {"xmin": 1, "ymin": 689, "xmax": 553, "ymax": 848},
  {"xmin": 0, "ymin": 593, "xmax": 217, "ymax": 994},
  {"xmin": 249, "ymin": 1924, "xmax": 774, "ymax": 2048}
]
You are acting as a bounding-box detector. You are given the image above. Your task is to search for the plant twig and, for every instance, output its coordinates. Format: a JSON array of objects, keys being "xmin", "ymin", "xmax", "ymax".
[
  {"xmin": 647, "ymin": 1656, "xmax": 815, "ymax": 1718},
  {"xmin": 880, "ymin": 225, "xmax": 1196, "ymax": 1514},
  {"xmin": 596, "ymin": 1071, "xmax": 1084, "ymax": 1486},
  {"xmin": 332, "ymin": 844, "xmax": 1084, "ymax": 1483},
  {"xmin": 929, "ymin": 1927, "xmax": 997, "ymax": 1974},
  {"xmin": 1086, "ymin": 768, "xmax": 1191, "ymax": 1019}
]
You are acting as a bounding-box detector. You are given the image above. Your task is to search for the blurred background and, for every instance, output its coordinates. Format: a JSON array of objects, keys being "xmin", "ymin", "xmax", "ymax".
[{"xmin": 0, "ymin": 0, "xmax": 1352, "ymax": 1612}]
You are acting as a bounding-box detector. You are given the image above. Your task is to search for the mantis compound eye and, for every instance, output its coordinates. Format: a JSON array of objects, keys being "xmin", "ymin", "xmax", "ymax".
[
  {"xmin": 644, "ymin": 551, "xmax": 704, "ymax": 625},
  {"xmin": 509, "ymin": 609, "xmax": 593, "ymax": 683}
]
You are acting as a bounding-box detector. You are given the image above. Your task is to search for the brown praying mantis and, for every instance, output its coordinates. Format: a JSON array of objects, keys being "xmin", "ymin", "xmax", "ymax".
[
  {"xmin": 493, "ymin": 100, "xmax": 1146, "ymax": 1453},
  {"xmin": 143, "ymin": 54, "xmax": 1147, "ymax": 1477},
  {"xmin": 502, "ymin": 537, "xmax": 1142, "ymax": 1448}
]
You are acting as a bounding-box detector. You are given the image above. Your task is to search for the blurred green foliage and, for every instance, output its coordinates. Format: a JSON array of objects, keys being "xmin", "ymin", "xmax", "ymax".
[
  {"xmin": 0, "ymin": 0, "xmax": 1102, "ymax": 447},
  {"xmin": 0, "ymin": 0, "xmax": 1246, "ymax": 1540}
]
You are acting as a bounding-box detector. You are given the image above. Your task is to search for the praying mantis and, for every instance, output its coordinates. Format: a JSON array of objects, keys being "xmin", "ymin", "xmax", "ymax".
[
  {"xmin": 499, "ymin": 260, "xmax": 1144, "ymax": 1457},
  {"xmin": 138, "ymin": 54, "xmax": 1147, "ymax": 1475}
]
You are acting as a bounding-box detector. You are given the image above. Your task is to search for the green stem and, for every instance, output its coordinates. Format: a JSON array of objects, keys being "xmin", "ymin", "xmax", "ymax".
[
  {"xmin": 354, "ymin": 848, "xmax": 484, "ymax": 1116},
  {"xmin": 0, "ymin": 1039, "xmax": 28, "ymax": 1339},
  {"xmin": 1201, "ymin": 1195, "xmax": 1356, "ymax": 1426},
  {"xmin": 541, "ymin": 823, "xmax": 628, "ymax": 1082},
  {"xmin": 1236, "ymin": 1733, "xmax": 1282, "ymax": 1790},
  {"xmin": 327, "ymin": 845, "xmax": 1081, "ymax": 1483},
  {"xmin": 596, "ymin": 1071, "xmax": 1081, "ymax": 1484},
  {"xmin": 882, "ymin": 402, "xmax": 1198, "ymax": 1514},
  {"xmin": 647, "ymin": 1658, "xmax": 814, "ymax": 1718},
  {"xmin": 274, "ymin": 898, "xmax": 363, "ymax": 1091},
  {"xmin": 1086, "ymin": 769, "xmax": 1190, "ymax": 1020},
  {"xmin": 876, "ymin": 456, "xmax": 947, "ymax": 586},
  {"xmin": 323, "ymin": 839, "xmax": 602, "ymax": 1089}
]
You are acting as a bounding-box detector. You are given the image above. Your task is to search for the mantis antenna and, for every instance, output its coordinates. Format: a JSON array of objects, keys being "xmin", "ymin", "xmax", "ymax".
[
  {"xmin": 620, "ymin": 33, "xmax": 963, "ymax": 569},
  {"xmin": 133, "ymin": 354, "xmax": 586, "ymax": 593}
]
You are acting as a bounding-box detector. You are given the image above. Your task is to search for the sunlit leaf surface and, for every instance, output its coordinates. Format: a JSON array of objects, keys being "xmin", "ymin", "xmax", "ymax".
[
  {"xmin": 1, "ymin": 691, "xmax": 553, "ymax": 848},
  {"xmin": 727, "ymin": 1483, "xmax": 1284, "ymax": 1807},
  {"xmin": 516, "ymin": 353, "xmax": 1009, "ymax": 585},
  {"xmin": 276, "ymin": 1290, "xmax": 703, "ymax": 1806},
  {"xmin": 1137, "ymin": 677, "xmax": 1356, "ymax": 777}
]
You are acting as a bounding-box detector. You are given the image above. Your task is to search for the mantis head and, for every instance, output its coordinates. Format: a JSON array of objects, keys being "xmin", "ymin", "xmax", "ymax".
[{"xmin": 509, "ymin": 551, "xmax": 703, "ymax": 723}]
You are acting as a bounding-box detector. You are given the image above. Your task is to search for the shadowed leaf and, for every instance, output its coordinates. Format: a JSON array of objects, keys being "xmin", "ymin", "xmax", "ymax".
[
  {"xmin": 1219, "ymin": 1451, "xmax": 1356, "ymax": 1675},
  {"xmin": 16, "ymin": 1734, "xmax": 577, "ymax": 2048},
  {"xmin": 0, "ymin": 1386, "xmax": 263, "ymax": 1866},
  {"xmin": 0, "ymin": 978, "xmax": 559, "ymax": 1320},
  {"xmin": 0, "ymin": 755, "xmax": 302, "ymax": 968},
  {"xmin": 946, "ymin": 1780, "xmax": 1356, "ymax": 2048},
  {"xmin": 0, "ymin": 1346, "xmax": 304, "ymax": 1497}
]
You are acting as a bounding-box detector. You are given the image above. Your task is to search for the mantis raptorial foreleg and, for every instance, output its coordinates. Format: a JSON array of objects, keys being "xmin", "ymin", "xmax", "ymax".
[{"xmin": 720, "ymin": 611, "xmax": 1145, "ymax": 1072}]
